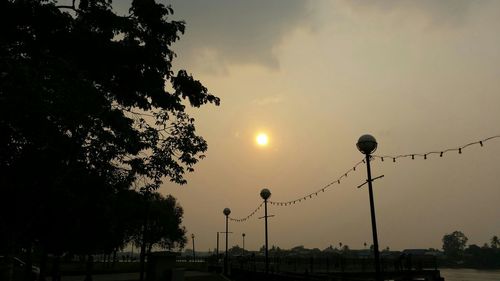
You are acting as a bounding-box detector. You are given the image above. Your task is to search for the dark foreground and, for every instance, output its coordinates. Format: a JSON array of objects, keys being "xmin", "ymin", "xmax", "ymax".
[{"xmin": 61, "ymin": 271, "xmax": 227, "ymax": 281}]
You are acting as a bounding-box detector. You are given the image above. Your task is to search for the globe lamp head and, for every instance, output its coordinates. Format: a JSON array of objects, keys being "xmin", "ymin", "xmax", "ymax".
[
  {"xmin": 357, "ymin": 134, "xmax": 378, "ymax": 155},
  {"xmin": 260, "ymin": 188, "xmax": 271, "ymax": 200}
]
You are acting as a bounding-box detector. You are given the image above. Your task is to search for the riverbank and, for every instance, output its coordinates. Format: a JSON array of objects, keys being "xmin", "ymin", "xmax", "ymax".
[{"xmin": 440, "ymin": 268, "xmax": 500, "ymax": 281}]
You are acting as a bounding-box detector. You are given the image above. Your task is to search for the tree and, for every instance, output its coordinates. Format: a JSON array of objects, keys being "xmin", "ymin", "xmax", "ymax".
[
  {"xmin": 133, "ymin": 192, "xmax": 187, "ymax": 253},
  {"xmin": 465, "ymin": 243, "xmax": 500, "ymax": 268},
  {"xmin": 119, "ymin": 191, "xmax": 186, "ymax": 281},
  {"xmin": 491, "ymin": 236, "xmax": 500, "ymax": 249},
  {"xmin": 442, "ymin": 231, "xmax": 468, "ymax": 261},
  {"xmin": 341, "ymin": 245, "xmax": 350, "ymax": 253},
  {"xmin": 1, "ymin": 0, "xmax": 217, "ymax": 279},
  {"xmin": 228, "ymin": 245, "xmax": 244, "ymax": 256}
]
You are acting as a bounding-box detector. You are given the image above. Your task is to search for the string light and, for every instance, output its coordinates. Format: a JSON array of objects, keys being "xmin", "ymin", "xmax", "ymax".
[
  {"xmin": 229, "ymin": 202, "xmax": 264, "ymax": 222},
  {"xmin": 268, "ymin": 159, "xmax": 366, "ymax": 207},
  {"xmin": 228, "ymin": 134, "xmax": 499, "ymax": 224},
  {"xmin": 373, "ymin": 135, "xmax": 499, "ymax": 162}
]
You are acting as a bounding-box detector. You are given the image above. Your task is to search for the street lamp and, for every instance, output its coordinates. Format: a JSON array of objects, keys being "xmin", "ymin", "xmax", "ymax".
[
  {"xmin": 242, "ymin": 233, "xmax": 246, "ymax": 253},
  {"xmin": 357, "ymin": 134, "xmax": 381, "ymax": 281},
  {"xmin": 260, "ymin": 188, "xmax": 271, "ymax": 274},
  {"xmin": 191, "ymin": 234, "xmax": 196, "ymax": 262},
  {"xmin": 223, "ymin": 208, "xmax": 231, "ymax": 275},
  {"xmin": 216, "ymin": 232, "xmax": 220, "ymax": 260}
]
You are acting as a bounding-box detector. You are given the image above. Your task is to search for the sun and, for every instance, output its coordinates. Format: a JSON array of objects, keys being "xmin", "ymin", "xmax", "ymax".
[{"xmin": 256, "ymin": 133, "xmax": 269, "ymax": 146}]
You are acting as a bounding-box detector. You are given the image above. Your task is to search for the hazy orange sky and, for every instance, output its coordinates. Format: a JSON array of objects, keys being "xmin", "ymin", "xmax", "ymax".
[{"xmin": 116, "ymin": 0, "xmax": 500, "ymax": 252}]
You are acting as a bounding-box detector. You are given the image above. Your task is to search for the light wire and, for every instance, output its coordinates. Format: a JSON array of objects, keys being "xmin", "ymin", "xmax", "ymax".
[{"xmin": 227, "ymin": 134, "xmax": 500, "ymax": 223}]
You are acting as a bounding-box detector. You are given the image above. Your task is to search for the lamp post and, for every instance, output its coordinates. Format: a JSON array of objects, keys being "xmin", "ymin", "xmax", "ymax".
[
  {"xmin": 223, "ymin": 208, "xmax": 231, "ymax": 275},
  {"xmin": 191, "ymin": 234, "xmax": 196, "ymax": 262},
  {"xmin": 216, "ymin": 232, "xmax": 220, "ymax": 260},
  {"xmin": 242, "ymin": 233, "xmax": 246, "ymax": 253},
  {"xmin": 357, "ymin": 134, "xmax": 381, "ymax": 281},
  {"xmin": 260, "ymin": 188, "xmax": 271, "ymax": 274}
]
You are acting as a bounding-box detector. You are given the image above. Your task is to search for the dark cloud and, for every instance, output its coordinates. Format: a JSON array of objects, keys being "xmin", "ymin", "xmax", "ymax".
[
  {"xmin": 169, "ymin": 0, "xmax": 314, "ymax": 71},
  {"xmin": 344, "ymin": 0, "xmax": 474, "ymax": 27}
]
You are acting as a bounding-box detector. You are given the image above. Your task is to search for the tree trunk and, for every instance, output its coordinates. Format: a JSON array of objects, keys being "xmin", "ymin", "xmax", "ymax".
[
  {"xmin": 51, "ymin": 255, "xmax": 60, "ymax": 281},
  {"xmin": 83, "ymin": 255, "xmax": 93, "ymax": 281},
  {"xmin": 112, "ymin": 250, "xmax": 117, "ymax": 267},
  {"xmin": 147, "ymin": 243, "xmax": 153, "ymax": 255},
  {"xmin": 140, "ymin": 194, "xmax": 151, "ymax": 281},
  {"xmin": 139, "ymin": 224, "xmax": 147, "ymax": 281},
  {"xmin": 24, "ymin": 243, "xmax": 32, "ymax": 281},
  {"xmin": 39, "ymin": 248, "xmax": 48, "ymax": 281}
]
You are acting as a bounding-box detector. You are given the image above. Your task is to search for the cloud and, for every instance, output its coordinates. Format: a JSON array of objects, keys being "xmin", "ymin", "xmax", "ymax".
[
  {"xmin": 343, "ymin": 0, "xmax": 474, "ymax": 27},
  {"xmin": 169, "ymin": 0, "xmax": 315, "ymax": 71}
]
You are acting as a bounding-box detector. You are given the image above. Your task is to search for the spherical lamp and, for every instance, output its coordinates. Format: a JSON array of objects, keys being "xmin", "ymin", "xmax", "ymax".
[
  {"xmin": 260, "ymin": 188, "xmax": 271, "ymax": 200},
  {"xmin": 357, "ymin": 134, "xmax": 378, "ymax": 155}
]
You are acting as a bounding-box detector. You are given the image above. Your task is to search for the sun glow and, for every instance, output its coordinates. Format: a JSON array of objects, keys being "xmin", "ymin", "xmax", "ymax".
[{"xmin": 256, "ymin": 133, "xmax": 269, "ymax": 146}]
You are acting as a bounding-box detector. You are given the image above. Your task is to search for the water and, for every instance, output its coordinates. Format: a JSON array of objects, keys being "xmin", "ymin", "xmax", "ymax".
[{"xmin": 440, "ymin": 268, "xmax": 500, "ymax": 281}]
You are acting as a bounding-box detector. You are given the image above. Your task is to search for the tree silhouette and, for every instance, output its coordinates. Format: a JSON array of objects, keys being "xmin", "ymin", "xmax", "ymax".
[
  {"xmin": 442, "ymin": 231, "xmax": 468, "ymax": 262},
  {"xmin": 492, "ymin": 236, "xmax": 500, "ymax": 249},
  {"xmin": 132, "ymin": 192, "xmax": 186, "ymax": 254},
  {"xmin": 1, "ymin": 0, "xmax": 217, "ymax": 279}
]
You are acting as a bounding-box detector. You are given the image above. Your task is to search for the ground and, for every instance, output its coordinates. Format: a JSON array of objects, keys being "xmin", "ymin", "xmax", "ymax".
[{"xmin": 61, "ymin": 271, "xmax": 228, "ymax": 281}]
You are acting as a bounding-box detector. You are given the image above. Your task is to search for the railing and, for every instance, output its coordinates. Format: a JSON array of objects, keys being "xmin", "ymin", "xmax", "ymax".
[{"xmin": 229, "ymin": 254, "xmax": 438, "ymax": 274}]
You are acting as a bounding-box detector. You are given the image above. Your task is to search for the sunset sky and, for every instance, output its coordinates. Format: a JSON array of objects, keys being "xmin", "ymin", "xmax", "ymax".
[{"xmin": 124, "ymin": 0, "xmax": 500, "ymax": 252}]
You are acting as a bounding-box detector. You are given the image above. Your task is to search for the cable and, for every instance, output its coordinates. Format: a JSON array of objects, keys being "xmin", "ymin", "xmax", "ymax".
[
  {"xmin": 227, "ymin": 134, "xmax": 500, "ymax": 223},
  {"xmin": 229, "ymin": 202, "xmax": 264, "ymax": 222},
  {"xmin": 268, "ymin": 159, "xmax": 366, "ymax": 207},
  {"xmin": 228, "ymin": 159, "xmax": 366, "ymax": 221},
  {"xmin": 373, "ymin": 135, "xmax": 500, "ymax": 162}
]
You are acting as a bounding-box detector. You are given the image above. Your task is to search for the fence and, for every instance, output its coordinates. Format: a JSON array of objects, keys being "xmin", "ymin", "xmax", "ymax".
[{"xmin": 229, "ymin": 254, "xmax": 438, "ymax": 274}]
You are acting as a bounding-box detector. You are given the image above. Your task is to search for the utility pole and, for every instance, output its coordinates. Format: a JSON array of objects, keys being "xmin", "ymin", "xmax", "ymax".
[
  {"xmin": 223, "ymin": 208, "xmax": 231, "ymax": 275},
  {"xmin": 357, "ymin": 134, "xmax": 383, "ymax": 281}
]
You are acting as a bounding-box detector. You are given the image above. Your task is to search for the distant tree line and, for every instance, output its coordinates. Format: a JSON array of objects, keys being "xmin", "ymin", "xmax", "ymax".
[
  {"xmin": 223, "ymin": 232, "xmax": 500, "ymax": 270},
  {"xmin": 0, "ymin": 0, "xmax": 218, "ymax": 280},
  {"xmin": 225, "ymin": 244, "xmax": 371, "ymax": 258},
  {"xmin": 442, "ymin": 231, "xmax": 500, "ymax": 268}
]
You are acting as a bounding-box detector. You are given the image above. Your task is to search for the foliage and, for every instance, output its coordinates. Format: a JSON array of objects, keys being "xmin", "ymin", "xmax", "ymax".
[
  {"xmin": 0, "ymin": 0, "xmax": 216, "ymax": 266},
  {"xmin": 228, "ymin": 245, "xmax": 245, "ymax": 256},
  {"xmin": 464, "ymin": 241, "xmax": 500, "ymax": 268},
  {"xmin": 492, "ymin": 236, "xmax": 500, "ymax": 249},
  {"xmin": 132, "ymin": 192, "xmax": 187, "ymax": 252},
  {"xmin": 442, "ymin": 231, "xmax": 468, "ymax": 262}
]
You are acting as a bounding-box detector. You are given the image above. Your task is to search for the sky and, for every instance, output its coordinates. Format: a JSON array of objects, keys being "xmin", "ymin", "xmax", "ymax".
[{"xmin": 120, "ymin": 0, "xmax": 500, "ymax": 252}]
